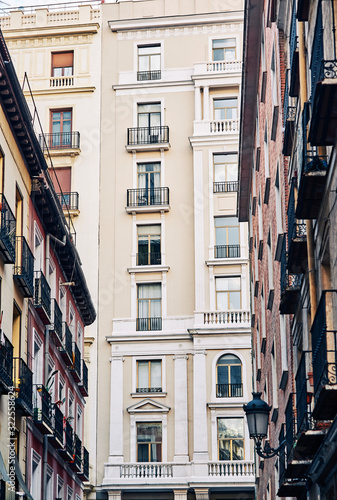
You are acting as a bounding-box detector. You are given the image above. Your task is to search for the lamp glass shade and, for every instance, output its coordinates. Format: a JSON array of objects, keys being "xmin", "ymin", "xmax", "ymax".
[{"xmin": 243, "ymin": 392, "xmax": 271, "ymax": 439}]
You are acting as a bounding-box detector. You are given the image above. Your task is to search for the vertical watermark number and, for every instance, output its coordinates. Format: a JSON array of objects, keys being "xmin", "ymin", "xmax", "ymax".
[{"xmin": 7, "ymin": 387, "xmax": 16, "ymax": 493}]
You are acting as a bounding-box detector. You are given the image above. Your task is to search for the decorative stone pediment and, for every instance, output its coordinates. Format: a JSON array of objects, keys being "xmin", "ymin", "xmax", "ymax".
[{"xmin": 127, "ymin": 398, "xmax": 170, "ymax": 414}]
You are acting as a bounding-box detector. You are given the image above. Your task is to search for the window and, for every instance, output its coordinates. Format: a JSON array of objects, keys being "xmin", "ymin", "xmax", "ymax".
[
  {"xmin": 137, "ymin": 225, "xmax": 161, "ymax": 265},
  {"xmin": 34, "ymin": 223, "xmax": 44, "ymax": 273},
  {"xmin": 212, "ymin": 38, "xmax": 236, "ymax": 61},
  {"xmin": 59, "ymin": 283, "xmax": 66, "ymax": 319},
  {"xmin": 137, "ymin": 422, "xmax": 162, "ymax": 462},
  {"xmin": 67, "ymin": 485, "xmax": 73, "ymax": 500},
  {"xmin": 217, "ymin": 418, "xmax": 244, "ymax": 460},
  {"xmin": 214, "ymin": 98, "xmax": 237, "ymax": 120},
  {"xmin": 68, "ymin": 390, "xmax": 74, "ymax": 427},
  {"xmin": 69, "ymin": 303, "xmax": 75, "ymax": 335},
  {"xmin": 46, "ymin": 466, "xmax": 53, "ymax": 500},
  {"xmin": 137, "ymin": 360, "xmax": 162, "ymax": 393},
  {"xmin": 50, "ymin": 109, "xmax": 72, "ymax": 148},
  {"xmin": 136, "ymin": 163, "xmax": 162, "ymax": 205},
  {"xmin": 47, "ymin": 357, "xmax": 56, "ymax": 403},
  {"xmin": 264, "ymin": 123, "xmax": 270, "ymax": 177},
  {"xmin": 215, "ymin": 277, "xmax": 241, "ymax": 310},
  {"xmin": 57, "ymin": 476, "xmax": 64, "ymax": 500},
  {"xmin": 216, "ymin": 354, "xmax": 242, "ymax": 397},
  {"xmin": 33, "ymin": 331, "xmax": 43, "ymax": 386},
  {"xmin": 49, "ymin": 259, "xmax": 56, "ymax": 299},
  {"xmin": 31, "ymin": 451, "xmax": 42, "ymax": 500},
  {"xmin": 138, "ymin": 103, "xmax": 161, "ymax": 129},
  {"xmin": 213, "ymin": 153, "xmax": 238, "ymax": 192},
  {"xmin": 271, "ymin": 47, "xmax": 278, "ymax": 106},
  {"xmin": 77, "ymin": 321, "xmax": 83, "ymax": 357},
  {"xmin": 137, "ymin": 283, "xmax": 162, "ymax": 331},
  {"xmin": 77, "ymin": 404, "xmax": 83, "ymax": 439},
  {"xmin": 58, "ymin": 375, "xmax": 65, "ymax": 413},
  {"xmin": 51, "ymin": 51, "xmax": 73, "ymax": 77},
  {"xmin": 138, "ymin": 44, "xmax": 161, "ymax": 80},
  {"xmin": 215, "ymin": 217, "xmax": 240, "ymax": 258}
]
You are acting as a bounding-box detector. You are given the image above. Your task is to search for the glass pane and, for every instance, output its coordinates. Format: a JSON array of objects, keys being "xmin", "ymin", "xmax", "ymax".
[
  {"xmin": 53, "ymin": 67, "xmax": 62, "ymax": 77},
  {"xmin": 214, "ymin": 164, "xmax": 226, "ymax": 182},
  {"xmin": 231, "ymin": 365, "xmax": 242, "ymax": 384},
  {"xmin": 229, "ymin": 291, "xmax": 241, "ymax": 309},
  {"xmin": 139, "ymin": 45, "xmax": 160, "ymax": 55},
  {"xmin": 138, "ymin": 284, "xmax": 161, "ymax": 299},
  {"xmin": 138, "ymin": 113, "xmax": 148, "ymax": 128},
  {"xmin": 219, "ymin": 440, "xmax": 231, "ymax": 460},
  {"xmin": 150, "ymin": 54, "xmax": 161, "ymax": 70},
  {"xmin": 218, "ymin": 354, "xmax": 241, "ymax": 365},
  {"xmin": 64, "ymin": 66, "xmax": 73, "ymax": 76},
  {"xmin": 232, "ymin": 439, "xmax": 244, "ymax": 460},
  {"xmin": 214, "ymin": 217, "xmax": 226, "ymax": 227},
  {"xmin": 227, "ymin": 162, "xmax": 238, "ymax": 181},
  {"xmin": 138, "ymin": 225, "xmax": 161, "ymax": 236},
  {"xmin": 228, "ymin": 226, "xmax": 239, "ymax": 245},
  {"xmin": 216, "ymin": 291, "xmax": 228, "ymax": 310},
  {"xmin": 138, "ymin": 362, "xmax": 149, "ymax": 388},
  {"xmin": 151, "ymin": 361, "xmax": 161, "ymax": 388},
  {"xmin": 150, "ymin": 112, "xmax": 161, "ymax": 127},
  {"xmin": 138, "ymin": 299, "xmax": 149, "ymax": 318},
  {"xmin": 218, "ymin": 418, "xmax": 243, "ymax": 438},
  {"xmin": 138, "ymin": 103, "xmax": 161, "ymax": 114},
  {"xmin": 150, "ymin": 299, "xmax": 161, "ymax": 318},
  {"xmin": 138, "ymin": 443, "xmax": 149, "ymax": 462},
  {"xmin": 216, "ymin": 227, "xmax": 227, "ymax": 246},
  {"xmin": 225, "ymin": 47, "xmax": 236, "ymax": 61},
  {"xmin": 217, "ymin": 365, "xmax": 229, "ymax": 384},
  {"xmin": 151, "ymin": 443, "xmax": 162, "ymax": 462},
  {"xmin": 137, "ymin": 422, "xmax": 162, "ymax": 441},
  {"xmin": 139, "ymin": 55, "xmax": 149, "ymax": 72}
]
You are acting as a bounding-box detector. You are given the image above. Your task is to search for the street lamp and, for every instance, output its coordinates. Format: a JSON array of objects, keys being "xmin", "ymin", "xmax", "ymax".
[{"xmin": 243, "ymin": 392, "xmax": 286, "ymax": 459}]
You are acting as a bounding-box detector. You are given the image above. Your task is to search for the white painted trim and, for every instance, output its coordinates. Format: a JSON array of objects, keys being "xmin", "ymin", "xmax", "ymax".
[
  {"xmin": 210, "ymin": 410, "xmax": 250, "ymax": 461},
  {"xmin": 133, "ymin": 38, "xmax": 164, "ymax": 74},
  {"xmin": 133, "ymin": 98, "xmax": 165, "ymax": 127},
  {"xmin": 129, "ymin": 412, "xmax": 168, "ymax": 463},
  {"xmin": 208, "ymin": 33, "xmax": 241, "ymax": 65},
  {"xmin": 131, "ymin": 355, "xmax": 167, "ymax": 394},
  {"xmin": 211, "ymin": 349, "xmax": 248, "ymax": 402}
]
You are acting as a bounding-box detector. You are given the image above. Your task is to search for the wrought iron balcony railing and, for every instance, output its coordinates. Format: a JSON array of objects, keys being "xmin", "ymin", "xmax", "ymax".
[
  {"xmin": 0, "ymin": 193, "xmax": 16, "ymax": 263},
  {"xmin": 136, "ymin": 252, "xmax": 161, "ymax": 266},
  {"xmin": 51, "ymin": 299, "xmax": 63, "ymax": 347},
  {"xmin": 136, "ymin": 387, "xmax": 162, "ymax": 393},
  {"xmin": 13, "ymin": 236, "xmax": 34, "ymax": 297},
  {"xmin": 127, "ymin": 187, "xmax": 169, "ymax": 208},
  {"xmin": 77, "ymin": 446, "xmax": 90, "ymax": 481},
  {"xmin": 13, "ymin": 357, "xmax": 33, "ymax": 416},
  {"xmin": 285, "ymin": 393, "xmax": 296, "ymax": 459},
  {"xmin": 213, "ymin": 181, "xmax": 238, "ymax": 193},
  {"xmin": 33, "ymin": 384, "xmax": 53, "ymax": 432},
  {"xmin": 63, "ymin": 420, "xmax": 74, "ymax": 459},
  {"xmin": 71, "ymin": 342, "xmax": 81, "ymax": 382},
  {"xmin": 214, "ymin": 245, "xmax": 240, "ymax": 259},
  {"xmin": 137, "ymin": 70, "xmax": 161, "ymax": 81},
  {"xmin": 59, "ymin": 321, "xmax": 73, "ymax": 367},
  {"xmin": 34, "ymin": 270, "xmax": 51, "ymax": 323},
  {"xmin": 79, "ymin": 359, "xmax": 88, "ymax": 397},
  {"xmin": 127, "ymin": 126, "xmax": 169, "ymax": 146},
  {"xmin": 56, "ymin": 192, "xmax": 79, "ymax": 211},
  {"xmin": 72, "ymin": 434, "xmax": 82, "ymax": 471},
  {"xmin": 0, "ymin": 334, "xmax": 13, "ymax": 393},
  {"xmin": 295, "ymin": 351, "xmax": 313, "ymax": 436},
  {"xmin": 136, "ymin": 317, "xmax": 162, "ymax": 331},
  {"xmin": 216, "ymin": 383, "xmax": 243, "ymax": 398},
  {"xmin": 52, "ymin": 404, "xmax": 64, "ymax": 446},
  {"xmin": 39, "ymin": 131, "xmax": 80, "ymax": 150}
]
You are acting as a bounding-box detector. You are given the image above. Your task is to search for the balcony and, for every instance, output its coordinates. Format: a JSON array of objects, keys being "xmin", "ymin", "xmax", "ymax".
[
  {"xmin": 77, "ymin": 446, "xmax": 90, "ymax": 482},
  {"xmin": 50, "ymin": 75, "xmax": 74, "ymax": 87},
  {"xmin": 34, "ymin": 270, "xmax": 51, "ymax": 324},
  {"xmin": 193, "ymin": 119, "xmax": 239, "ymax": 137},
  {"xmin": 126, "ymin": 126, "xmax": 169, "ymax": 152},
  {"xmin": 287, "ymin": 180, "xmax": 307, "ymax": 274},
  {"xmin": 33, "ymin": 384, "xmax": 53, "ymax": 434},
  {"xmin": 213, "ymin": 181, "xmax": 238, "ymax": 193},
  {"xmin": 59, "ymin": 322, "xmax": 73, "ymax": 366},
  {"xmin": 59, "ymin": 420, "xmax": 73, "ymax": 461},
  {"xmin": 296, "ymin": 153, "xmax": 328, "ymax": 219},
  {"xmin": 50, "ymin": 299, "xmax": 63, "ymax": 347},
  {"xmin": 200, "ymin": 310, "xmax": 250, "ymax": 328},
  {"xmin": 126, "ymin": 187, "xmax": 169, "ymax": 213},
  {"xmin": 214, "ymin": 245, "xmax": 240, "ymax": 259},
  {"xmin": 136, "ymin": 317, "xmax": 162, "ymax": 331},
  {"xmin": 0, "ymin": 194, "xmax": 16, "ymax": 263},
  {"xmin": 50, "ymin": 404, "xmax": 63, "ymax": 449},
  {"xmin": 136, "ymin": 252, "xmax": 161, "ymax": 266},
  {"xmin": 289, "ymin": 5, "xmax": 299, "ymax": 97},
  {"xmin": 39, "ymin": 131, "xmax": 80, "ymax": 152},
  {"xmin": 70, "ymin": 342, "xmax": 81, "ymax": 382},
  {"xmin": 13, "ymin": 358, "xmax": 33, "ymax": 416},
  {"xmin": 78, "ymin": 359, "xmax": 88, "ymax": 397},
  {"xmin": 56, "ymin": 192, "xmax": 79, "ymax": 215},
  {"xmin": 0, "ymin": 334, "xmax": 13, "ymax": 395},
  {"xmin": 216, "ymin": 383, "xmax": 243, "ymax": 398},
  {"xmin": 13, "ymin": 236, "xmax": 34, "ymax": 297},
  {"xmin": 311, "ymin": 290, "xmax": 337, "ymax": 419},
  {"xmin": 136, "ymin": 386, "xmax": 162, "ymax": 394},
  {"xmin": 137, "ymin": 70, "xmax": 161, "ymax": 81},
  {"xmin": 70, "ymin": 434, "xmax": 82, "ymax": 472},
  {"xmin": 280, "ymin": 247, "xmax": 302, "ymax": 314},
  {"xmin": 309, "ymin": 59, "xmax": 337, "ymax": 145},
  {"xmin": 283, "ymin": 75, "xmax": 296, "ymax": 156},
  {"xmin": 193, "ymin": 59, "xmax": 242, "ymax": 76}
]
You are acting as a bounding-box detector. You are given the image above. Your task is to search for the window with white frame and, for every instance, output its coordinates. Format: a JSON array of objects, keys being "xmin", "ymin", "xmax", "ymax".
[
  {"xmin": 264, "ymin": 123, "xmax": 270, "ymax": 177},
  {"xmin": 212, "ymin": 38, "xmax": 236, "ymax": 61},
  {"xmin": 76, "ymin": 404, "xmax": 83, "ymax": 439},
  {"xmin": 137, "ymin": 44, "xmax": 161, "ymax": 80},
  {"xmin": 213, "ymin": 98, "xmax": 237, "ymax": 120},
  {"xmin": 59, "ymin": 283, "xmax": 67, "ymax": 319},
  {"xmin": 213, "ymin": 153, "xmax": 238, "ymax": 193},
  {"xmin": 137, "ymin": 225, "xmax": 161, "ymax": 266},
  {"xmin": 49, "ymin": 258, "xmax": 56, "ymax": 299},
  {"xmin": 138, "ymin": 162, "xmax": 161, "ymax": 189},
  {"xmin": 137, "ymin": 360, "xmax": 162, "ymax": 393},
  {"xmin": 68, "ymin": 390, "xmax": 74, "ymax": 427},
  {"xmin": 271, "ymin": 47, "xmax": 278, "ymax": 106},
  {"xmin": 31, "ymin": 451, "xmax": 42, "ymax": 500},
  {"xmin": 217, "ymin": 418, "xmax": 244, "ymax": 460},
  {"xmin": 58, "ymin": 375, "xmax": 65, "ymax": 413},
  {"xmin": 34, "ymin": 223, "xmax": 44, "ymax": 273},
  {"xmin": 77, "ymin": 321, "xmax": 83, "ymax": 358},
  {"xmin": 45, "ymin": 465, "xmax": 53, "ymax": 500},
  {"xmin": 137, "ymin": 422, "xmax": 162, "ymax": 462},
  {"xmin": 47, "ymin": 356, "xmax": 56, "ymax": 403},
  {"xmin": 33, "ymin": 330, "xmax": 43, "ymax": 386},
  {"xmin": 216, "ymin": 354, "xmax": 243, "ymax": 398},
  {"xmin": 67, "ymin": 485, "xmax": 73, "ymax": 500},
  {"xmin": 275, "ymin": 165, "xmax": 283, "ymax": 235},
  {"xmin": 137, "ymin": 283, "xmax": 162, "ymax": 331},
  {"xmin": 57, "ymin": 475, "xmax": 64, "ymax": 499},
  {"xmin": 138, "ymin": 103, "xmax": 161, "ymax": 128},
  {"xmin": 267, "ymin": 229, "xmax": 274, "ymax": 290},
  {"xmin": 69, "ymin": 302, "xmax": 75, "ymax": 335},
  {"xmin": 215, "ymin": 277, "xmax": 241, "ymax": 310},
  {"xmin": 214, "ymin": 217, "xmax": 240, "ymax": 259}
]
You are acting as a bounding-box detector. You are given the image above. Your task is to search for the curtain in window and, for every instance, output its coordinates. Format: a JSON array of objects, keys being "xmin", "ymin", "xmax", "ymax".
[
  {"xmin": 137, "ymin": 422, "xmax": 162, "ymax": 462},
  {"xmin": 138, "ymin": 284, "xmax": 161, "ymax": 318},
  {"xmin": 151, "ymin": 361, "xmax": 161, "ymax": 388},
  {"xmin": 138, "ymin": 361, "xmax": 148, "ymax": 389}
]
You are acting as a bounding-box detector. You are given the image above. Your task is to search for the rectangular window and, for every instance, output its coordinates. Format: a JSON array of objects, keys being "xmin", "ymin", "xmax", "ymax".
[
  {"xmin": 68, "ymin": 390, "xmax": 74, "ymax": 427},
  {"xmin": 67, "ymin": 485, "xmax": 73, "ymax": 500},
  {"xmin": 137, "ymin": 284, "xmax": 162, "ymax": 331},
  {"xmin": 137, "ymin": 360, "xmax": 162, "ymax": 393},
  {"xmin": 77, "ymin": 404, "xmax": 83, "ymax": 439},
  {"xmin": 138, "ymin": 45, "xmax": 161, "ymax": 80},
  {"xmin": 138, "ymin": 103, "xmax": 161, "ymax": 128},
  {"xmin": 33, "ymin": 331, "xmax": 43, "ymax": 386},
  {"xmin": 50, "ymin": 109, "xmax": 72, "ymax": 148},
  {"xmin": 69, "ymin": 303, "xmax": 75, "ymax": 335},
  {"xmin": 137, "ymin": 422, "xmax": 162, "ymax": 462},
  {"xmin": 59, "ymin": 283, "xmax": 67, "ymax": 319},
  {"xmin": 138, "ymin": 162, "xmax": 161, "ymax": 189},
  {"xmin": 137, "ymin": 225, "xmax": 161, "ymax": 266},
  {"xmin": 57, "ymin": 476, "xmax": 64, "ymax": 499},
  {"xmin": 215, "ymin": 217, "xmax": 240, "ymax": 258},
  {"xmin": 215, "ymin": 277, "xmax": 241, "ymax": 310},
  {"xmin": 58, "ymin": 375, "xmax": 65, "ymax": 413},
  {"xmin": 212, "ymin": 38, "xmax": 236, "ymax": 61},
  {"xmin": 213, "ymin": 153, "xmax": 238, "ymax": 193},
  {"xmin": 51, "ymin": 51, "xmax": 73, "ymax": 77},
  {"xmin": 214, "ymin": 98, "xmax": 237, "ymax": 120},
  {"xmin": 31, "ymin": 451, "xmax": 42, "ymax": 500},
  {"xmin": 46, "ymin": 466, "xmax": 53, "ymax": 500},
  {"xmin": 218, "ymin": 418, "xmax": 244, "ymax": 460}
]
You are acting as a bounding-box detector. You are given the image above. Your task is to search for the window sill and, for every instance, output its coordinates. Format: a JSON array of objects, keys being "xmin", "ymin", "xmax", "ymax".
[
  {"xmin": 126, "ymin": 204, "xmax": 170, "ymax": 214},
  {"xmin": 205, "ymin": 257, "xmax": 247, "ymax": 266},
  {"xmin": 128, "ymin": 265, "xmax": 170, "ymax": 274},
  {"xmin": 42, "ymin": 147, "xmax": 81, "ymax": 158},
  {"xmin": 131, "ymin": 392, "xmax": 167, "ymax": 398},
  {"xmin": 126, "ymin": 143, "xmax": 170, "ymax": 153}
]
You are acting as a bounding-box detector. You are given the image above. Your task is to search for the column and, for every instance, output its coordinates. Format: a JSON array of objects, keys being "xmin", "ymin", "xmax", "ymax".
[
  {"xmin": 108, "ymin": 491, "xmax": 122, "ymax": 500},
  {"xmin": 174, "ymin": 490, "xmax": 188, "ymax": 500},
  {"xmin": 109, "ymin": 355, "xmax": 124, "ymax": 462},
  {"xmin": 195, "ymin": 86, "xmax": 202, "ymax": 120},
  {"xmin": 174, "ymin": 355, "xmax": 189, "ymax": 462},
  {"xmin": 194, "ymin": 489, "xmax": 209, "ymax": 500},
  {"xmin": 203, "ymin": 86, "xmax": 210, "ymax": 121},
  {"xmin": 193, "ymin": 350, "xmax": 208, "ymax": 461},
  {"xmin": 193, "ymin": 150, "xmax": 205, "ymax": 311}
]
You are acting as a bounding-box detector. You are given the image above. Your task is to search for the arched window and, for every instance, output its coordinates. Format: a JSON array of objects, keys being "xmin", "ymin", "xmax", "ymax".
[{"xmin": 216, "ymin": 354, "xmax": 242, "ymax": 397}]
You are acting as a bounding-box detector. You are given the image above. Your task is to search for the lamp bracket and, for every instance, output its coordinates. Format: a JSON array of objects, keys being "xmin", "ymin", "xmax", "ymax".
[{"xmin": 255, "ymin": 438, "xmax": 286, "ymax": 459}]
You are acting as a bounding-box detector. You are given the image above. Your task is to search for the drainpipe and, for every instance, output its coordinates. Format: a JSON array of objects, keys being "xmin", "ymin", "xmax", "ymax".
[{"xmin": 298, "ymin": 21, "xmax": 318, "ymax": 319}]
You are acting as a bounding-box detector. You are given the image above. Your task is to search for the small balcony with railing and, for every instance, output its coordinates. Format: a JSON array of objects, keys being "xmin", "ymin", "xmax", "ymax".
[
  {"xmin": 283, "ymin": 75, "xmax": 297, "ymax": 156},
  {"xmin": 70, "ymin": 342, "xmax": 81, "ymax": 382},
  {"xmin": 56, "ymin": 192, "xmax": 79, "ymax": 217},
  {"xmin": 136, "ymin": 317, "xmax": 162, "ymax": 331},
  {"xmin": 195, "ymin": 310, "xmax": 251, "ymax": 329},
  {"xmin": 59, "ymin": 322, "xmax": 73, "ymax": 367},
  {"xmin": 50, "ymin": 299, "xmax": 63, "ymax": 347},
  {"xmin": 77, "ymin": 446, "xmax": 90, "ymax": 482},
  {"xmin": 216, "ymin": 383, "xmax": 243, "ymax": 398},
  {"xmin": 137, "ymin": 70, "xmax": 161, "ymax": 81},
  {"xmin": 59, "ymin": 420, "xmax": 73, "ymax": 461},
  {"xmin": 136, "ymin": 252, "xmax": 161, "ymax": 266},
  {"xmin": 126, "ymin": 126, "xmax": 170, "ymax": 152},
  {"xmin": 13, "ymin": 357, "xmax": 33, "ymax": 416},
  {"xmin": 213, "ymin": 180, "xmax": 238, "ymax": 193},
  {"xmin": 126, "ymin": 187, "xmax": 169, "ymax": 213},
  {"xmin": 13, "ymin": 236, "xmax": 34, "ymax": 297},
  {"xmin": 33, "ymin": 384, "xmax": 53, "ymax": 435},
  {"xmin": 34, "ymin": 270, "xmax": 51, "ymax": 325},
  {"xmin": 70, "ymin": 434, "xmax": 82, "ymax": 472},
  {"xmin": 193, "ymin": 59, "xmax": 242, "ymax": 77},
  {"xmin": 39, "ymin": 131, "xmax": 80, "ymax": 154},
  {"xmin": 279, "ymin": 244, "xmax": 302, "ymax": 315},
  {"xmin": 214, "ymin": 245, "xmax": 240, "ymax": 259},
  {"xmin": 0, "ymin": 194, "xmax": 16, "ymax": 264},
  {"xmin": 296, "ymin": 151, "xmax": 328, "ymax": 220},
  {"xmin": 0, "ymin": 334, "xmax": 13, "ymax": 395},
  {"xmin": 50, "ymin": 404, "xmax": 64, "ymax": 449},
  {"xmin": 311, "ymin": 290, "xmax": 337, "ymax": 420},
  {"xmin": 287, "ymin": 180, "xmax": 307, "ymax": 274},
  {"xmin": 193, "ymin": 118, "xmax": 239, "ymax": 137},
  {"xmin": 78, "ymin": 359, "xmax": 88, "ymax": 397}
]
